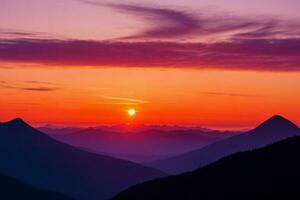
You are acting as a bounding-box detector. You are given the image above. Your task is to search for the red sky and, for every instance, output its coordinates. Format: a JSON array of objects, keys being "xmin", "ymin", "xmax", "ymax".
[{"xmin": 1, "ymin": 66, "xmax": 299, "ymax": 129}]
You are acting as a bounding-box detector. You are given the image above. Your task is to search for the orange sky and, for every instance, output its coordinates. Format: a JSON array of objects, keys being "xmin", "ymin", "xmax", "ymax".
[
  {"xmin": 1, "ymin": 63, "xmax": 300, "ymax": 129},
  {"xmin": 1, "ymin": 0, "xmax": 300, "ymax": 130}
]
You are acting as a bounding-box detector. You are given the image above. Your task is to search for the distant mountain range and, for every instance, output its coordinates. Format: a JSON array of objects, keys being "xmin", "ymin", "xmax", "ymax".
[
  {"xmin": 39, "ymin": 126, "xmax": 238, "ymax": 163},
  {"xmin": 1, "ymin": 115, "xmax": 299, "ymax": 200},
  {"xmin": 0, "ymin": 172, "xmax": 73, "ymax": 200},
  {"xmin": 148, "ymin": 115, "xmax": 300, "ymax": 174},
  {"xmin": 113, "ymin": 134, "xmax": 300, "ymax": 200},
  {"xmin": 0, "ymin": 118, "xmax": 166, "ymax": 200}
]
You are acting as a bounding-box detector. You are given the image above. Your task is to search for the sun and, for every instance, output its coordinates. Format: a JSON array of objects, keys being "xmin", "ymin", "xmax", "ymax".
[{"xmin": 127, "ymin": 108, "xmax": 136, "ymax": 117}]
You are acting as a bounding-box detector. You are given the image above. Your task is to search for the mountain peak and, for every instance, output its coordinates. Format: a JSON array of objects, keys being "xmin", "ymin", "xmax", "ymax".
[
  {"xmin": 10, "ymin": 117, "xmax": 25, "ymax": 123},
  {"xmin": 254, "ymin": 115, "xmax": 298, "ymax": 132},
  {"xmin": 2, "ymin": 117, "xmax": 31, "ymax": 129},
  {"xmin": 271, "ymin": 115, "xmax": 288, "ymax": 119},
  {"xmin": 9, "ymin": 117, "xmax": 27, "ymax": 124}
]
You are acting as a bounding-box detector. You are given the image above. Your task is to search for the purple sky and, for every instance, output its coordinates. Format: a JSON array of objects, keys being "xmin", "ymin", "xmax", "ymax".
[
  {"xmin": 1, "ymin": 0, "xmax": 300, "ymax": 41},
  {"xmin": 1, "ymin": 0, "xmax": 300, "ymax": 71}
]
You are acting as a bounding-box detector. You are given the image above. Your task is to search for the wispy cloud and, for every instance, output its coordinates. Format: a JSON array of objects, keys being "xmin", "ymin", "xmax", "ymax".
[
  {"xmin": 77, "ymin": 2, "xmax": 300, "ymax": 41},
  {"xmin": 106, "ymin": 3, "xmax": 199, "ymax": 40},
  {"xmin": 0, "ymin": 28, "xmax": 54, "ymax": 39},
  {"xmin": 202, "ymin": 92, "xmax": 267, "ymax": 98},
  {"xmin": 24, "ymin": 80, "xmax": 53, "ymax": 84},
  {"xmin": 88, "ymin": 87, "xmax": 112, "ymax": 91},
  {"xmin": 97, "ymin": 102, "xmax": 139, "ymax": 105},
  {"xmin": 0, "ymin": 82, "xmax": 59, "ymax": 92},
  {"xmin": 96, "ymin": 95, "xmax": 149, "ymax": 106},
  {"xmin": 24, "ymin": 80, "xmax": 61, "ymax": 86},
  {"xmin": 20, "ymin": 87, "xmax": 59, "ymax": 92},
  {"xmin": 100, "ymin": 95, "xmax": 149, "ymax": 104},
  {"xmin": 0, "ymin": 29, "xmax": 38, "ymax": 38}
]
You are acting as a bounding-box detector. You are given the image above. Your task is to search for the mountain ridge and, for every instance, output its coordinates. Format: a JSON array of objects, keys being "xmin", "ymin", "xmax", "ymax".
[
  {"xmin": 112, "ymin": 135, "xmax": 300, "ymax": 200},
  {"xmin": 0, "ymin": 118, "xmax": 166, "ymax": 200},
  {"xmin": 252, "ymin": 115, "xmax": 298, "ymax": 132},
  {"xmin": 148, "ymin": 115, "xmax": 300, "ymax": 174},
  {"xmin": 42, "ymin": 124, "xmax": 236, "ymax": 163},
  {"xmin": 0, "ymin": 172, "xmax": 74, "ymax": 200}
]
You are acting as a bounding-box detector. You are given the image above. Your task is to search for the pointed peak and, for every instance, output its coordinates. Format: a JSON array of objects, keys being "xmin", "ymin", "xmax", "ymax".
[
  {"xmin": 268, "ymin": 115, "xmax": 289, "ymax": 121},
  {"xmin": 10, "ymin": 117, "xmax": 25, "ymax": 123},
  {"xmin": 254, "ymin": 115, "xmax": 298, "ymax": 132},
  {"xmin": 3, "ymin": 117, "xmax": 30, "ymax": 128},
  {"xmin": 11, "ymin": 117, "xmax": 25, "ymax": 123},
  {"xmin": 264, "ymin": 115, "xmax": 296, "ymax": 125}
]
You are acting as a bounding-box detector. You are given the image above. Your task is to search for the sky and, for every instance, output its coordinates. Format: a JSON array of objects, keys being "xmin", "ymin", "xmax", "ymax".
[{"xmin": 0, "ymin": 0, "xmax": 300, "ymax": 129}]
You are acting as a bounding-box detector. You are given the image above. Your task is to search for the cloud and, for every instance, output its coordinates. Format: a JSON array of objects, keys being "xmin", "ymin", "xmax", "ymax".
[
  {"xmin": 77, "ymin": 2, "xmax": 300, "ymax": 41},
  {"xmin": 1, "ymin": 3, "xmax": 300, "ymax": 71},
  {"xmin": 88, "ymin": 87, "xmax": 112, "ymax": 91},
  {"xmin": 0, "ymin": 29, "xmax": 38, "ymax": 38},
  {"xmin": 20, "ymin": 87, "xmax": 59, "ymax": 92},
  {"xmin": 24, "ymin": 80, "xmax": 61, "ymax": 86},
  {"xmin": 202, "ymin": 92, "xmax": 266, "ymax": 98},
  {"xmin": 108, "ymin": 4, "xmax": 200, "ymax": 39},
  {"xmin": 98, "ymin": 102, "xmax": 140, "ymax": 105},
  {"xmin": 77, "ymin": 1, "xmax": 199, "ymax": 39},
  {"xmin": 3, "ymin": 2, "xmax": 298, "ymax": 42},
  {"xmin": 0, "ymin": 38, "xmax": 300, "ymax": 71},
  {"xmin": 100, "ymin": 95, "xmax": 149, "ymax": 104},
  {"xmin": 0, "ymin": 28, "xmax": 52, "ymax": 39},
  {"xmin": 25, "ymin": 80, "xmax": 53, "ymax": 84},
  {"xmin": 0, "ymin": 82, "xmax": 59, "ymax": 92}
]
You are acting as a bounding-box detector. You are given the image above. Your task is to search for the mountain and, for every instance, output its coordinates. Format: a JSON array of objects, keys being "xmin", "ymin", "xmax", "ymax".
[
  {"xmin": 112, "ymin": 135, "xmax": 300, "ymax": 200},
  {"xmin": 0, "ymin": 118, "xmax": 166, "ymax": 200},
  {"xmin": 0, "ymin": 172, "xmax": 74, "ymax": 200},
  {"xmin": 38, "ymin": 126, "xmax": 83, "ymax": 135},
  {"xmin": 41, "ymin": 126, "xmax": 237, "ymax": 163},
  {"xmin": 148, "ymin": 115, "xmax": 300, "ymax": 174}
]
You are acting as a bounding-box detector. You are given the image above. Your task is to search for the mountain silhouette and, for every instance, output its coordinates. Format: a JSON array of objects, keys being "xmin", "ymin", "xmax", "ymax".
[
  {"xmin": 113, "ymin": 135, "xmax": 300, "ymax": 200},
  {"xmin": 0, "ymin": 172, "xmax": 74, "ymax": 200},
  {"xmin": 252, "ymin": 115, "xmax": 298, "ymax": 132},
  {"xmin": 41, "ymin": 126, "xmax": 236, "ymax": 163},
  {"xmin": 149, "ymin": 115, "xmax": 300, "ymax": 174},
  {"xmin": 0, "ymin": 118, "xmax": 166, "ymax": 200}
]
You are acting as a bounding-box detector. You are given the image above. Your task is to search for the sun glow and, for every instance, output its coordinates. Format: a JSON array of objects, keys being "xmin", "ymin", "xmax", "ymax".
[{"xmin": 128, "ymin": 108, "xmax": 136, "ymax": 117}]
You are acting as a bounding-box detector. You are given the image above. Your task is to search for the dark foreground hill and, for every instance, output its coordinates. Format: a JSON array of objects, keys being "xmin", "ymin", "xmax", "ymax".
[
  {"xmin": 149, "ymin": 115, "xmax": 300, "ymax": 174},
  {"xmin": 0, "ymin": 172, "xmax": 73, "ymax": 200},
  {"xmin": 113, "ymin": 135, "xmax": 300, "ymax": 200},
  {"xmin": 0, "ymin": 118, "xmax": 166, "ymax": 200}
]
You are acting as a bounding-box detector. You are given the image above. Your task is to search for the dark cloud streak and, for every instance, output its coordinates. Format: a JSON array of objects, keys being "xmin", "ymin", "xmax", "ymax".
[
  {"xmin": 21, "ymin": 87, "xmax": 59, "ymax": 92},
  {"xmin": 0, "ymin": 83, "xmax": 59, "ymax": 92},
  {"xmin": 0, "ymin": 38, "xmax": 300, "ymax": 71}
]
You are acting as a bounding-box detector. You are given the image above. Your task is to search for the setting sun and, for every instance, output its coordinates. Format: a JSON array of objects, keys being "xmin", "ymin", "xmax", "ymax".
[{"xmin": 128, "ymin": 109, "xmax": 136, "ymax": 117}]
